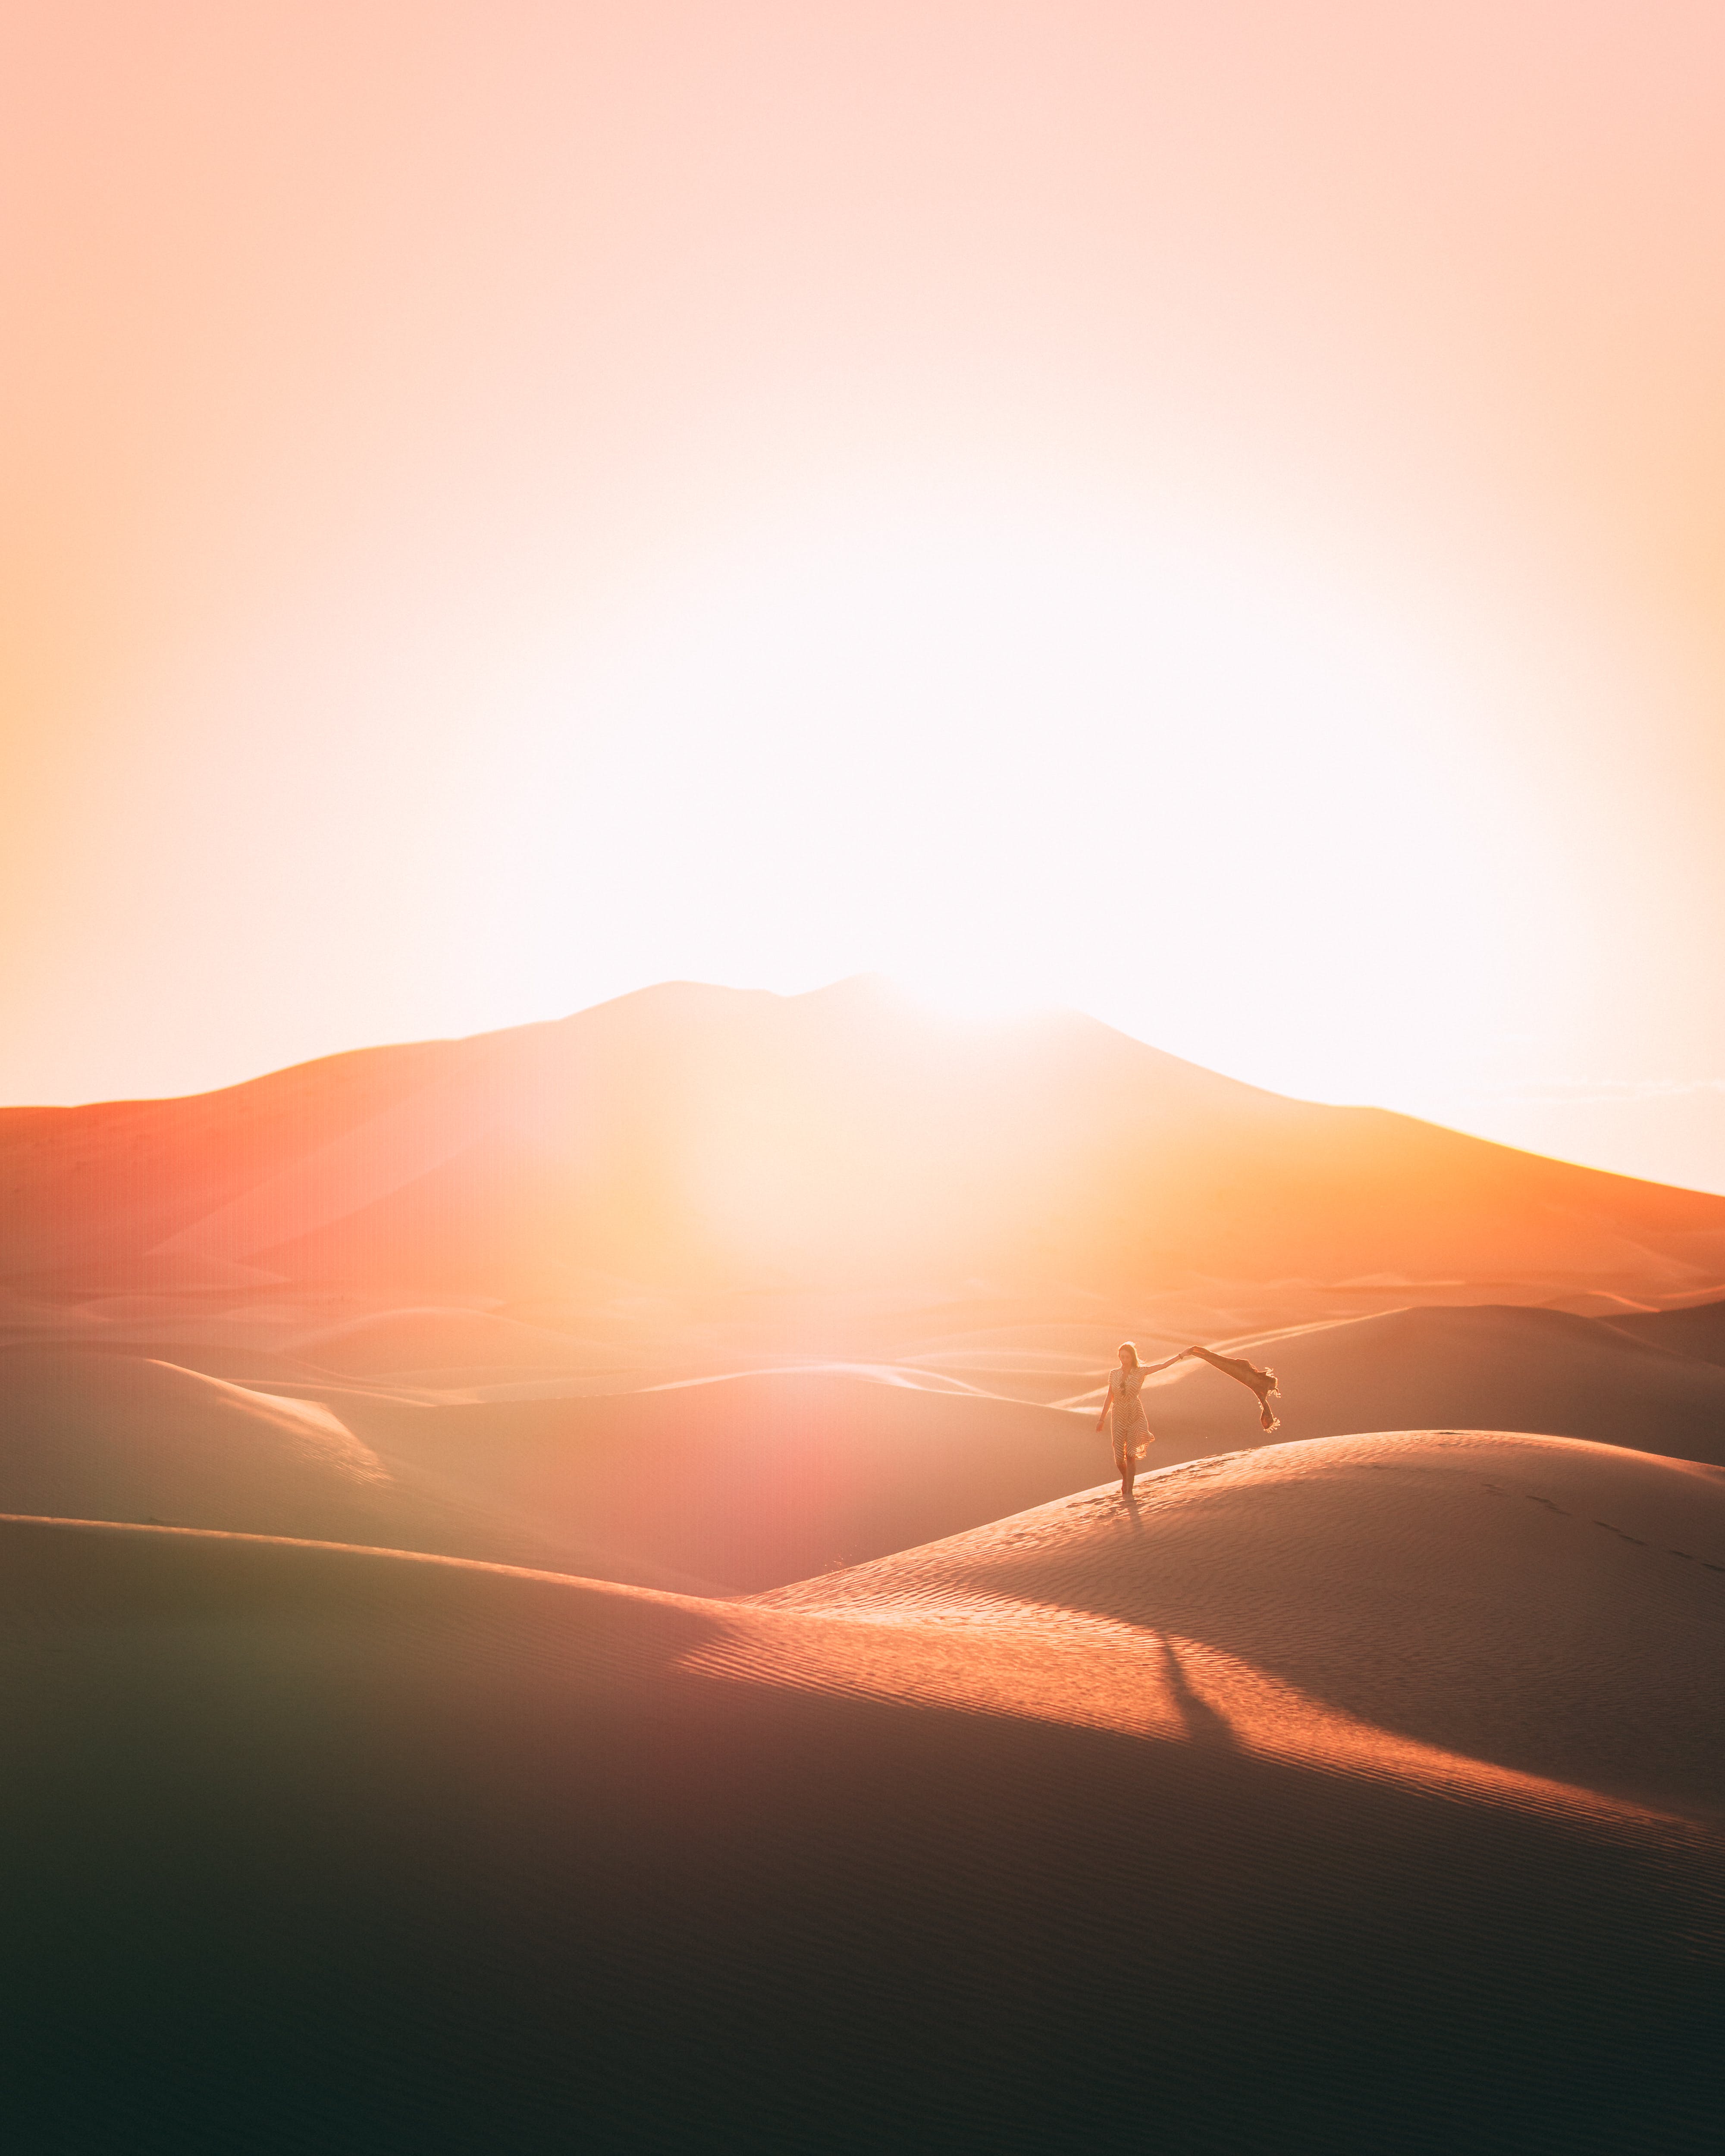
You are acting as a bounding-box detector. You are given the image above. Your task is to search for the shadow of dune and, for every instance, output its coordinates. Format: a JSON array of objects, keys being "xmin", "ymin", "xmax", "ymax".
[
  {"xmin": 2, "ymin": 1514, "xmax": 1719, "ymax": 2154},
  {"xmin": 934, "ymin": 1443, "xmax": 1725, "ymax": 1821}
]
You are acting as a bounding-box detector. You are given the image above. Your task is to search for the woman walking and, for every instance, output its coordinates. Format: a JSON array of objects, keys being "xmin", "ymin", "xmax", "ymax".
[
  {"xmin": 1097, "ymin": 1342, "xmax": 1158, "ymax": 1500},
  {"xmin": 1094, "ymin": 1338, "xmax": 1283, "ymax": 1499}
]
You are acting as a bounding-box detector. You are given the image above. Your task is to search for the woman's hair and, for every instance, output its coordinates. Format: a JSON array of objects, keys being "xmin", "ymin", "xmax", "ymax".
[{"xmin": 1117, "ymin": 1342, "xmax": 1139, "ymax": 1366}]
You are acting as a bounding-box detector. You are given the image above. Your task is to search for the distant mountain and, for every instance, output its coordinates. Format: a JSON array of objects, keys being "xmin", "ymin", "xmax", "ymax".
[{"xmin": 6, "ymin": 976, "xmax": 1724, "ymax": 1310}]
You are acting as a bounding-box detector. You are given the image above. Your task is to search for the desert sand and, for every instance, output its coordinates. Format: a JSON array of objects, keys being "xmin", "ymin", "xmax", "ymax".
[
  {"xmin": 5, "ymin": 1429, "xmax": 1720, "ymax": 2152},
  {"xmin": 1110, "ymin": 1300, "xmax": 1725, "ymax": 1472},
  {"xmin": 8, "ymin": 978, "xmax": 1725, "ymax": 1591},
  {"xmin": 4, "ymin": 1296, "xmax": 1724, "ymax": 1589},
  {"xmin": 6, "ymin": 984, "xmax": 1723, "ymax": 2148}
]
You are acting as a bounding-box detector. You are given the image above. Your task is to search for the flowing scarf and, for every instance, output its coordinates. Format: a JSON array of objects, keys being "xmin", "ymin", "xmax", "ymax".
[
  {"xmin": 1117, "ymin": 1344, "xmax": 1282, "ymax": 1435},
  {"xmin": 1180, "ymin": 1344, "xmax": 1281, "ymax": 1432}
]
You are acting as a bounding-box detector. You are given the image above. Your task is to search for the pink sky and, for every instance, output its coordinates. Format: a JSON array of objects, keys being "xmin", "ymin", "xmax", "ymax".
[{"xmin": 4, "ymin": 3, "xmax": 1723, "ymax": 1188}]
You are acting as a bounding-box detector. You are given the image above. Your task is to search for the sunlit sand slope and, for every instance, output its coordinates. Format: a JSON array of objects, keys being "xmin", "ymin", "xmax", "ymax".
[{"xmin": 5, "ymin": 1431, "xmax": 1720, "ymax": 2153}]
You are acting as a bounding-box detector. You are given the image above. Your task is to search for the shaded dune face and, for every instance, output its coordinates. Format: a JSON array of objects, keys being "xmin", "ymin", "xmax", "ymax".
[
  {"xmin": 1606, "ymin": 1295, "xmax": 1725, "ymax": 1368},
  {"xmin": 327, "ymin": 1370, "xmax": 1105, "ymax": 1593},
  {"xmin": 0, "ymin": 1348, "xmax": 397, "ymax": 1533},
  {"xmin": 0, "ymin": 1350, "xmax": 1108, "ymax": 1592},
  {"xmin": 4, "ymin": 1431, "xmax": 1721, "ymax": 2154},
  {"xmin": 0, "ymin": 1347, "xmax": 707, "ymax": 1587}
]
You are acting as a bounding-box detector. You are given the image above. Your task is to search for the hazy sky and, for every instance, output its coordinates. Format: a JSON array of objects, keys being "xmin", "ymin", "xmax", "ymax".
[{"xmin": 4, "ymin": 3, "xmax": 1723, "ymax": 1190}]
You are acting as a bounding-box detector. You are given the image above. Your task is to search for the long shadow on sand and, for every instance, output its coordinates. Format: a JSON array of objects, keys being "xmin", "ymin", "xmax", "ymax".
[
  {"xmin": 942, "ymin": 1465, "xmax": 1725, "ymax": 1819},
  {"xmin": 1154, "ymin": 1629, "xmax": 1238, "ymax": 1750},
  {"xmin": 5, "ymin": 1536, "xmax": 1719, "ymax": 2156}
]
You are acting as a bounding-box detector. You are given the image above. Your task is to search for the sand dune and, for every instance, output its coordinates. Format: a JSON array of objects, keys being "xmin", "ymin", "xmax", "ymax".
[
  {"xmin": 1605, "ymin": 1293, "xmax": 1725, "ymax": 1368},
  {"xmin": 0, "ymin": 1348, "xmax": 1115, "ymax": 1591},
  {"xmin": 760, "ymin": 1427, "xmax": 1725, "ymax": 1820},
  {"xmin": 328, "ymin": 1366, "xmax": 1105, "ymax": 1593},
  {"xmin": 0, "ymin": 1348, "xmax": 396, "ymax": 1530},
  {"xmin": 0, "ymin": 1348, "xmax": 704, "ymax": 1587},
  {"xmin": 1117, "ymin": 1301, "xmax": 1725, "ymax": 1469},
  {"xmin": 9, "ymin": 1294, "xmax": 1725, "ymax": 1596},
  {"xmin": 290, "ymin": 1304, "xmax": 634, "ymax": 1379},
  {"xmin": 4, "ymin": 1429, "xmax": 1719, "ymax": 2152}
]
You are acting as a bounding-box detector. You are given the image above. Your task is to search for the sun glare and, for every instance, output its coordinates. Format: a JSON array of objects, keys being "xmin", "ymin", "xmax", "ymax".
[
  {"xmin": 894, "ymin": 967, "xmax": 1059, "ymax": 1027},
  {"xmin": 481, "ymin": 482, "xmax": 1534, "ymax": 1103}
]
